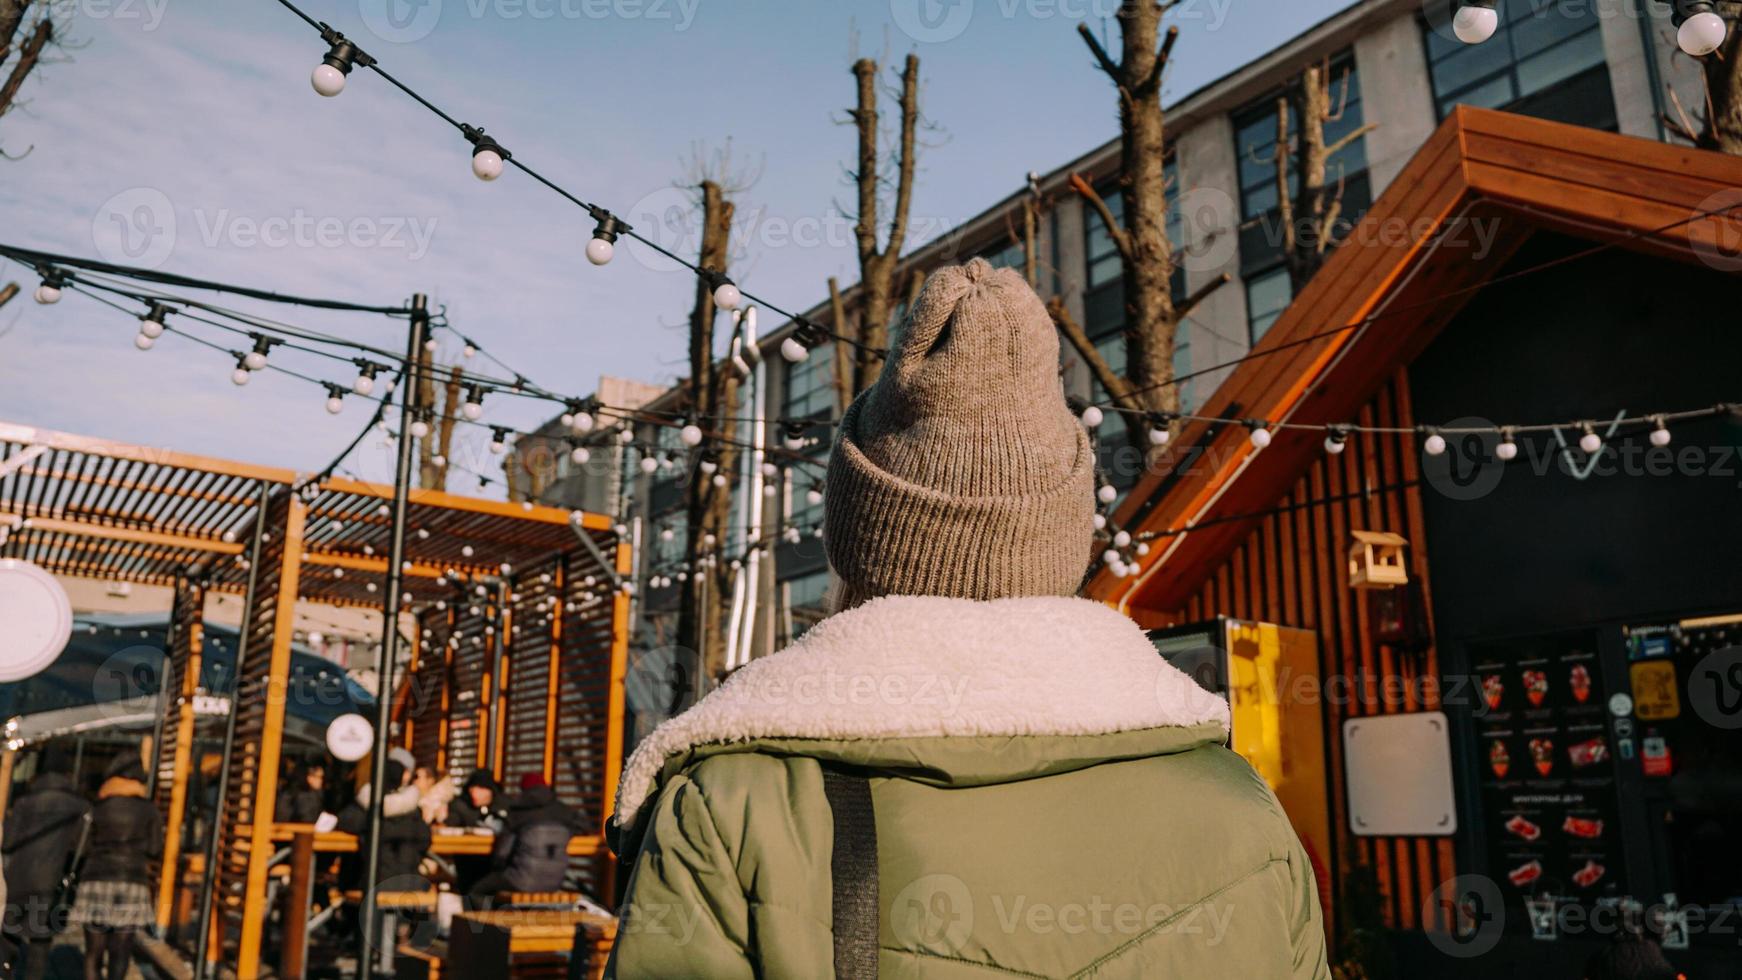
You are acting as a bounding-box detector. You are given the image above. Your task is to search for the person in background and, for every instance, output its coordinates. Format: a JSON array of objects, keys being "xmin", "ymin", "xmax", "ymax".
[
  {"xmin": 275, "ymin": 760, "xmax": 327, "ymax": 824},
  {"xmin": 464, "ymin": 774, "xmax": 584, "ymax": 908},
  {"xmin": 412, "ymin": 766, "xmax": 455, "ymax": 825},
  {"xmin": 66, "ymin": 754, "xmax": 161, "ymax": 980},
  {"xmin": 444, "ymin": 771, "xmax": 503, "ymax": 830},
  {"xmin": 2, "ymin": 745, "xmax": 91, "ymax": 980},
  {"xmin": 1585, "ymin": 927, "xmax": 1684, "ymax": 980},
  {"xmin": 335, "ymin": 756, "xmax": 431, "ymax": 887}
]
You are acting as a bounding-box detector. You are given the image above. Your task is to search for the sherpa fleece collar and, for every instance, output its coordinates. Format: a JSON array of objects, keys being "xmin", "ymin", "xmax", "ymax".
[{"xmin": 613, "ymin": 594, "xmax": 1230, "ymax": 828}]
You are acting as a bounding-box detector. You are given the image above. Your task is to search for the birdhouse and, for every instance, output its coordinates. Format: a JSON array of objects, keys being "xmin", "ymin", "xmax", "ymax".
[{"xmin": 1348, "ymin": 530, "xmax": 1409, "ymax": 589}]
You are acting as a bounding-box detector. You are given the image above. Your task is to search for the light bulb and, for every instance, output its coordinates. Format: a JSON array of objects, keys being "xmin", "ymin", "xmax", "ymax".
[
  {"xmin": 781, "ymin": 337, "xmax": 810, "ymax": 363},
  {"xmin": 699, "ymin": 458, "xmax": 718, "ymax": 475},
  {"xmin": 472, "ymin": 148, "xmax": 504, "ymax": 181},
  {"xmin": 1080, "ymin": 406, "xmax": 1104, "ymax": 428},
  {"xmin": 311, "ymin": 63, "xmax": 347, "ymax": 97},
  {"xmin": 326, "ymin": 396, "xmax": 344, "ymax": 415},
  {"xmin": 1149, "ymin": 426, "xmax": 1170, "ymax": 446},
  {"xmin": 490, "ymin": 439, "xmax": 506, "ymax": 455},
  {"xmin": 134, "ymin": 333, "xmax": 155, "ymax": 351},
  {"xmin": 712, "ymin": 473, "xmax": 727, "ymax": 488},
  {"xmin": 1113, "ymin": 530, "xmax": 1131, "ymax": 548},
  {"xmin": 1097, "ymin": 484, "xmax": 1117, "ymax": 504},
  {"xmin": 1452, "ymin": 2, "xmax": 1498, "ymax": 43},
  {"xmin": 1092, "ymin": 514, "xmax": 1107, "ymax": 530},
  {"xmin": 33, "ymin": 284, "xmax": 60, "ymax": 304},
  {"xmin": 807, "ymin": 488, "xmax": 824, "ymax": 506},
  {"xmin": 1679, "ymin": 10, "xmax": 1728, "ymax": 56},
  {"xmin": 1423, "ymin": 433, "xmax": 1447, "ymax": 456},
  {"xmin": 660, "ymin": 528, "xmax": 674, "ymax": 541},
  {"xmin": 139, "ymin": 316, "xmax": 165, "ymax": 339},
  {"xmin": 463, "ymin": 344, "xmax": 477, "ymax": 359},
  {"xmin": 570, "ymin": 446, "xmax": 590, "ymax": 464},
  {"xmin": 231, "ymin": 367, "xmax": 252, "ymax": 386},
  {"xmin": 1135, "ymin": 542, "xmax": 1150, "ymax": 556},
  {"xmin": 462, "ymin": 401, "xmax": 483, "ymax": 421},
  {"xmin": 244, "ymin": 350, "xmax": 268, "ymax": 371},
  {"xmin": 585, "ymin": 237, "xmax": 615, "ymax": 265},
  {"xmin": 1579, "ymin": 428, "xmax": 1602, "ymax": 454},
  {"xmin": 410, "ymin": 419, "xmax": 430, "ymax": 439},
  {"xmin": 1102, "ymin": 549, "xmax": 1121, "ymax": 565},
  {"xmin": 570, "ymin": 412, "xmax": 595, "ymax": 433},
  {"xmin": 713, "ymin": 280, "xmax": 742, "ymax": 310},
  {"xmin": 431, "ymin": 453, "xmax": 445, "ymax": 466},
  {"xmin": 680, "ymin": 424, "xmax": 704, "ymax": 447},
  {"xmin": 639, "ymin": 456, "xmax": 659, "ymax": 474},
  {"xmin": 1495, "ymin": 436, "xmax": 1518, "ymax": 461},
  {"xmin": 1248, "ymin": 426, "xmax": 1272, "ymax": 449},
  {"xmin": 353, "ymin": 372, "xmax": 376, "ymax": 396},
  {"xmin": 618, "ymin": 428, "xmax": 634, "ymax": 444},
  {"xmin": 1650, "ymin": 420, "xmax": 1672, "ymax": 447}
]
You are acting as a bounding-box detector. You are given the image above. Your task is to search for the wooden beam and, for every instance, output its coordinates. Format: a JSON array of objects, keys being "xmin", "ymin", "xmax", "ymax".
[
  {"xmin": 318, "ymin": 474, "xmax": 609, "ymax": 529},
  {"xmin": 0, "ymin": 421, "xmax": 295, "ymax": 484},
  {"xmin": 2, "ymin": 513, "xmax": 242, "ymax": 555}
]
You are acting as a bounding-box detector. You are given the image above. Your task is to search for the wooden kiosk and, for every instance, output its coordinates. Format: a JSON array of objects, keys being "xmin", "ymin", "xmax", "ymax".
[{"xmin": 0, "ymin": 420, "xmax": 630, "ymax": 980}]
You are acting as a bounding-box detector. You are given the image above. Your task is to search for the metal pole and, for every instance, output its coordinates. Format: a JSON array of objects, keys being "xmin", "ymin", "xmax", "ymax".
[
  {"xmin": 359, "ymin": 294, "xmax": 428, "ymax": 979},
  {"xmin": 145, "ymin": 573, "xmax": 186, "ymax": 799},
  {"xmin": 193, "ymin": 480, "xmax": 272, "ymax": 979}
]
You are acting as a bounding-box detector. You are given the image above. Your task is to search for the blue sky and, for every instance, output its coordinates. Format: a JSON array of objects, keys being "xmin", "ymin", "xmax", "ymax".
[{"xmin": 0, "ymin": 0, "xmax": 1359, "ymax": 490}]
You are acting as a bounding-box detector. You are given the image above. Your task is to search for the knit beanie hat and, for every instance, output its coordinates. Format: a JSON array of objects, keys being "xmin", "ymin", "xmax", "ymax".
[{"xmin": 825, "ymin": 257, "xmax": 1095, "ymax": 602}]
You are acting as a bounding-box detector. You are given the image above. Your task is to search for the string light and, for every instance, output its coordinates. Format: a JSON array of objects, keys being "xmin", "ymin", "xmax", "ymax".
[
  {"xmin": 352, "ymin": 360, "xmax": 381, "ymax": 395},
  {"xmin": 1245, "ymin": 421, "xmax": 1272, "ymax": 449},
  {"xmin": 1422, "ymin": 427, "xmax": 1447, "ymax": 456},
  {"xmin": 462, "ymin": 384, "xmax": 486, "ymax": 421},
  {"xmin": 489, "ymin": 426, "xmax": 511, "ymax": 455},
  {"xmin": 708, "ymin": 272, "xmax": 743, "ymax": 311},
  {"xmin": 587, "ymin": 210, "xmax": 624, "ymax": 266},
  {"xmin": 1675, "ymin": 1, "xmax": 1729, "ymax": 55},
  {"xmin": 310, "ymin": 24, "xmax": 373, "ymax": 96},
  {"xmin": 409, "ymin": 411, "xmax": 431, "ymax": 440},
  {"xmin": 1080, "ymin": 405, "xmax": 1104, "ymax": 429},
  {"xmin": 1650, "ymin": 416, "xmax": 1672, "ymax": 447},
  {"xmin": 134, "ymin": 332, "xmax": 156, "ymax": 351},
  {"xmin": 1451, "ymin": 0, "xmax": 1498, "ymax": 43},
  {"xmin": 679, "ymin": 421, "xmax": 704, "ymax": 447},
  {"xmin": 1495, "ymin": 428, "xmax": 1518, "ymax": 461},
  {"xmin": 569, "ymin": 443, "xmax": 590, "ymax": 464},
  {"xmin": 33, "ymin": 269, "xmax": 65, "ymax": 304},
  {"xmin": 243, "ymin": 334, "xmax": 275, "ymax": 371},
  {"xmin": 138, "ymin": 302, "xmax": 169, "ymax": 339},
  {"xmin": 1147, "ymin": 412, "xmax": 1173, "ymax": 446},
  {"xmin": 1578, "ymin": 423, "xmax": 1603, "ymax": 455},
  {"xmin": 463, "ymin": 124, "xmax": 508, "ymax": 182},
  {"xmin": 230, "ymin": 354, "xmax": 253, "ymax": 387},
  {"xmin": 323, "ymin": 383, "xmax": 347, "ymax": 414},
  {"xmin": 1324, "ymin": 425, "xmax": 1349, "ymax": 455}
]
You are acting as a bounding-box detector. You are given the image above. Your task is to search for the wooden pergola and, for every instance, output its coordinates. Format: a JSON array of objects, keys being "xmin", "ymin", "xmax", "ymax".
[{"xmin": 0, "ymin": 420, "xmax": 629, "ymax": 979}]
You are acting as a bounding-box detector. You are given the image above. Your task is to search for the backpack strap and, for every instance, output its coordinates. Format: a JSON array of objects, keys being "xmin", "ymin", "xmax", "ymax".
[{"xmin": 821, "ymin": 768, "xmax": 879, "ymax": 979}]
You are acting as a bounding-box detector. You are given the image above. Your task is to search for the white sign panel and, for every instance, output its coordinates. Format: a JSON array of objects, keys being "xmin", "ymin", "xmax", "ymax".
[
  {"xmin": 326, "ymin": 712, "xmax": 374, "ymax": 761},
  {"xmin": 1344, "ymin": 710, "xmax": 1459, "ymax": 836},
  {"xmin": 0, "ymin": 559, "xmax": 73, "ymax": 682}
]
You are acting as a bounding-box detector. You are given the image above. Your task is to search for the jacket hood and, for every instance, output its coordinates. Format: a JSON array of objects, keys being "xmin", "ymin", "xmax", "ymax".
[
  {"xmin": 613, "ymin": 595, "xmax": 1230, "ymax": 829},
  {"xmin": 511, "ymin": 785, "xmax": 558, "ymax": 809},
  {"xmin": 98, "ymin": 775, "xmax": 148, "ymax": 800}
]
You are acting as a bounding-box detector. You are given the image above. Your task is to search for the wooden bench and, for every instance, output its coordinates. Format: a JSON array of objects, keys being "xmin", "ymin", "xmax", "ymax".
[
  {"xmin": 447, "ymin": 909, "xmax": 617, "ymax": 980},
  {"xmin": 493, "ymin": 890, "xmax": 585, "ymax": 910}
]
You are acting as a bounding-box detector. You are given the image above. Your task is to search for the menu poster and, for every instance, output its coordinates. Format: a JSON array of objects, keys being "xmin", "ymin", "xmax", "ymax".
[{"xmin": 1472, "ymin": 636, "xmax": 1625, "ymax": 908}]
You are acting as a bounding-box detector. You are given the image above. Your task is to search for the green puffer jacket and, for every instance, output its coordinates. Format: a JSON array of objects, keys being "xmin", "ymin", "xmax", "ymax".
[{"xmin": 606, "ymin": 595, "xmax": 1330, "ymax": 979}]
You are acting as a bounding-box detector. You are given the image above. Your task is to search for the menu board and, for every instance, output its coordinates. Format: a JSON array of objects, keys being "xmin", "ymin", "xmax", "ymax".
[{"xmin": 1471, "ymin": 633, "xmax": 1625, "ymax": 907}]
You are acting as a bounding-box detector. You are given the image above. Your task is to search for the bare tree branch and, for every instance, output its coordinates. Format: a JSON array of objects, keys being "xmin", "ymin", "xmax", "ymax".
[{"xmin": 1070, "ymin": 172, "xmax": 1132, "ymax": 263}]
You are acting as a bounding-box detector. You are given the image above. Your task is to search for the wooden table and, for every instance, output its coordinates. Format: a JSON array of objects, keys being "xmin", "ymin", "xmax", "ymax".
[
  {"xmin": 448, "ymin": 910, "xmax": 618, "ymax": 980},
  {"xmin": 267, "ymin": 824, "xmax": 604, "ymax": 856}
]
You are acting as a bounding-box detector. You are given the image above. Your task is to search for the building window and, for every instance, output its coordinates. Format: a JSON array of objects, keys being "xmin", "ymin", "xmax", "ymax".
[
  {"xmin": 1421, "ymin": 0, "xmax": 1614, "ymax": 129},
  {"xmin": 780, "ymin": 569, "xmax": 831, "ymax": 644},
  {"xmin": 784, "ymin": 340, "xmax": 836, "ymax": 421},
  {"xmin": 981, "ymin": 239, "xmax": 1026, "ymax": 273},
  {"xmin": 652, "ymin": 512, "xmax": 687, "ymax": 569},
  {"xmin": 1232, "ymin": 52, "xmax": 1370, "ymax": 343}
]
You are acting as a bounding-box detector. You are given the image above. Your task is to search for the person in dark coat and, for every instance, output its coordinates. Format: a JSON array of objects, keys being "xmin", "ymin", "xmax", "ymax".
[
  {"xmin": 464, "ymin": 775, "xmax": 585, "ymax": 907},
  {"xmin": 275, "ymin": 760, "xmax": 327, "ymax": 824},
  {"xmin": 335, "ymin": 758, "xmax": 431, "ymax": 887},
  {"xmin": 2, "ymin": 746, "xmax": 91, "ymax": 980},
  {"xmin": 66, "ymin": 754, "xmax": 161, "ymax": 980},
  {"xmin": 443, "ymin": 771, "xmax": 503, "ymax": 830}
]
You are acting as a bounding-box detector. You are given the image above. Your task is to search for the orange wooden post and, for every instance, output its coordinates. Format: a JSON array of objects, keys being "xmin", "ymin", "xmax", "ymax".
[
  {"xmin": 280, "ymin": 830, "xmax": 316, "ymax": 980},
  {"xmin": 542, "ymin": 564, "xmax": 564, "ymax": 782},
  {"xmin": 155, "ymin": 578, "xmax": 206, "ymax": 931},
  {"xmin": 601, "ymin": 540, "xmax": 631, "ymax": 849}
]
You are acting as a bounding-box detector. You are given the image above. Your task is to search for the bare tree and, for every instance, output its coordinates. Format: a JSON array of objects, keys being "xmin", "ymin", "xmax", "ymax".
[
  {"xmin": 1664, "ymin": 7, "xmax": 1742, "ymax": 155},
  {"xmin": 1053, "ymin": 4, "xmax": 1225, "ymax": 455},
  {"xmin": 0, "ymin": 1, "xmax": 71, "ymax": 159},
  {"xmin": 679, "ymin": 178, "xmax": 740, "ymax": 679},
  {"xmin": 843, "ymin": 52, "xmax": 922, "ymax": 395},
  {"xmin": 1269, "ymin": 59, "xmax": 1376, "ymax": 290},
  {"xmin": 413, "ymin": 353, "xmax": 464, "ymax": 491}
]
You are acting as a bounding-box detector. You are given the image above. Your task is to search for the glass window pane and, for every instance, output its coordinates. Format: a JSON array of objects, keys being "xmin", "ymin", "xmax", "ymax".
[
  {"xmin": 1430, "ymin": 40, "xmax": 1516, "ymax": 97},
  {"xmin": 1515, "ymin": 30, "xmax": 1605, "ymax": 96},
  {"xmin": 1246, "ymin": 267, "xmax": 1292, "ymax": 344}
]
